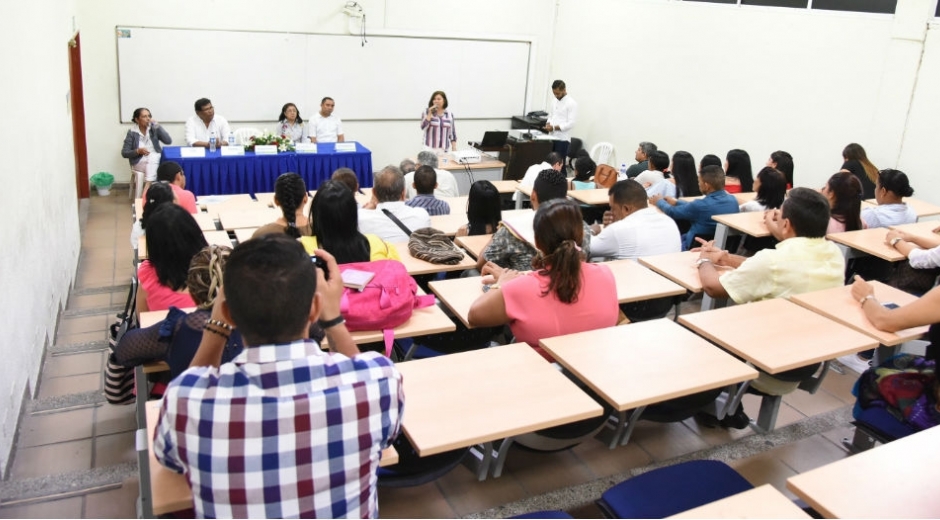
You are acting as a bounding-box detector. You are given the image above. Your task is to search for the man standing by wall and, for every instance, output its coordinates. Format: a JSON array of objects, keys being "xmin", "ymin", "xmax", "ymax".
[{"xmin": 543, "ymin": 80, "xmax": 577, "ymax": 158}]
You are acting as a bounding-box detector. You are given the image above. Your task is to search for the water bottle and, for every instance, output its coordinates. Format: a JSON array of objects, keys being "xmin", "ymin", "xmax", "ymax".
[
  {"xmin": 209, "ymin": 132, "xmax": 217, "ymax": 152},
  {"xmin": 619, "ymin": 162, "xmax": 627, "ymax": 178},
  {"xmin": 227, "ymin": 132, "xmax": 236, "ymax": 147}
]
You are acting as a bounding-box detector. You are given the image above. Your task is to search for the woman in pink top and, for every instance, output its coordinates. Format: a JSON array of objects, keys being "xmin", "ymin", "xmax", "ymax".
[
  {"xmin": 137, "ymin": 204, "xmax": 207, "ymax": 312},
  {"xmin": 469, "ymin": 199, "xmax": 619, "ymax": 361},
  {"xmin": 821, "ymin": 171, "xmax": 865, "ymax": 234}
]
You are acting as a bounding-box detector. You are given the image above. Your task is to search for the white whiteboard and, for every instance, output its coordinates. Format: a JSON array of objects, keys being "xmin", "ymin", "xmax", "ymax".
[{"xmin": 116, "ymin": 27, "xmax": 531, "ymax": 123}]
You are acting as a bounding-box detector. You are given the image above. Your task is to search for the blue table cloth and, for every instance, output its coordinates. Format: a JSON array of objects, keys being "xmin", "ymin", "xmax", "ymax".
[{"xmin": 161, "ymin": 143, "xmax": 373, "ymax": 196}]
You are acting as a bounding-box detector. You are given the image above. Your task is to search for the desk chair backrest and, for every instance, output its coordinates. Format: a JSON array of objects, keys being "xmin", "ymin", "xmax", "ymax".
[
  {"xmin": 233, "ymin": 127, "xmax": 261, "ymax": 146},
  {"xmin": 590, "ymin": 142, "xmax": 615, "ymax": 166}
]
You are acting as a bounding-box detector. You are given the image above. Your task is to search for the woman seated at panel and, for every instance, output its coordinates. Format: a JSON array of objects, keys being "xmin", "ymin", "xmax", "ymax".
[
  {"xmin": 129, "ymin": 182, "xmax": 176, "ymax": 249},
  {"xmin": 850, "ymin": 276, "xmax": 940, "ymax": 433},
  {"xmin": 300, "ymin": 180, "xmax": 400, "ymax": 262},
  {"xmin": 276, "ymin": 102, "xmax": 310, "ymax": 143},
  {"xmin": 468, "ymin": 198, "xmax": 618, "ymax": 362},
  {"xmin": 724, "ymin": 149, "xmax": 754, "ymax": 194},
  {"xmin": 121, "ymin": 107, "xmax": 172, "ymax": 189},
  {"xmin": 116, "ymin": 245, "xmax": 245, "ymax": 377},
  {"xmin": 456, "ymin": 180, "xmax": 502, "ymax": 237},
  {"xmin": 821, "ymin": 171, "xmax": 865, "ymax": 234},
  {"xmin": 861, "ymin": 169, "xmax": 916, "ymax": 229},
  {"xmin": 252, "ymin": 172, "xmax": 311, "ymax": 239},
  {"xmin": 137, "ymin": 204, "xmax": 207, "ymax": 313}
]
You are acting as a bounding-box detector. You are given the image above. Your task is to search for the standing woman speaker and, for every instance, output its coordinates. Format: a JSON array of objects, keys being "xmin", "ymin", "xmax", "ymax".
[{"xmin": 420, "ymin": 90, "xmax": 457, "ymax": 152}]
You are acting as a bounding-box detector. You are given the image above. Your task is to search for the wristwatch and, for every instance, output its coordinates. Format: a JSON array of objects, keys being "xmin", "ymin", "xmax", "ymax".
[
  {"xmin": 696, "ymin": 258, "xmax": 712, "ymax": 267},
  {"xmin": 889, "ymin": 237, "xmax": 902, "ymax": 247},
  {"xmin": 859, "ymin": 294, "xmax": 876, "ymax": 306}
]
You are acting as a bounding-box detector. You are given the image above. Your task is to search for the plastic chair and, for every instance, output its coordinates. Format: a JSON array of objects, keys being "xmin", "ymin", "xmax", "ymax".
[
  {"xmin": 233, "ymin": 127, "xmax": 260, "ymax": 145},
  {"xmin": 590, "ymin": 142, "xmax": 615, "ymax": 166},
  {"xmin": 597, "ymin": 460, "xmax": 753, "ymax": 518}
]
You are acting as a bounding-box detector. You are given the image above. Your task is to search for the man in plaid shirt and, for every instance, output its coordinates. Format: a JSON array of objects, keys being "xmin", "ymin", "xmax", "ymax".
[{"xmin": 153, "ymin": 235, "xmax": 404, "ymax": 518}]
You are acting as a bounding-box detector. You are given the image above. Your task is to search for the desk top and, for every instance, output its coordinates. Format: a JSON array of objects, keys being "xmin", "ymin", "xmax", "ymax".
[
  {"xmin": 604, "ymin": 259, "xmax": 687, "ymax": 303},
  {"xmin": 428, "ymin": 276, "xmax": 483, "ymax": 328},
  {"xmin": 516, "ymin": 184, "xmax": 533, "ymax": 197},
  {"xmin": 712, "ymin": 211, "xmax": 770, "ymax": 238},
  {"xmin": 204, "ymin": 199, "xmax": 267, "ymax": 219},
  {"xmin": 145, "ymin": 399, "xmax": 399, "ymax": 515},
  {"xmin": 217, "ymin": 208, "xmax": 281, "ymax": 231},
  {"xmin": 455, "ymin": 234, "xmax": 493, "ymax": 259},
  {"xmin": 679, "ymin": 298, "xmax": 878, "ymax": 374},
  {"xmin": 489, "ymin": 180, "xmax": 521, "ymax": 194},
  {"xmin": 638, "ymin": 251, "xmax": 703, "ymax": 293},
  {"xmin": 895, "ymin": 220, "xmax": 940, "ymax": 241},
  {"xmin": 430, "ymin": 212, "xmax": 467, "ymax": 236},
  {"xmin": 232, "ymin": 228, "xmax": 258, "ymax": 244},
  {"xmin": 191, "ymin": 213, "xmax": 218, "ymax": 232},
  {"xmin": 787, "ymin": 426, "xmax": 940, "ymax": 518},
  {"xmin": 390, "ymin": 243, "xmax": 477, "ymax": 275},
  {"xmin": 567, "ymin": 189, "xmax": 610, "ymax": 206},
  {"xmin": 540, "ymin": 320, "xmax": 757, "ymax": 412},
  {"xmin": 864, "ymin": 197, "xmax": 940, "ymax": 219},
  {"xmin": 138, "ymin": 231, "xmax": 231, "ymax": 260},
  {"xmin": 197, "ymin": 193, "xmax": 253, "ymax": 207},
  {"xmin": 395, "ymin": 343, "xmax": 603, "ymax": 456},
  {"xmin": 825, "ymin": 228, "xmax": 905, "ymax": 261},
  {"xmin": 435, "ymin": 155, "xmax": 505, "ymax": 172},
  {"xmin": 669, "ymin": 484, "xmax": 811, "ymax": 519},
  {"xmin": 788, "ymin": 281, "xmax": 928, "ymax": 347}
]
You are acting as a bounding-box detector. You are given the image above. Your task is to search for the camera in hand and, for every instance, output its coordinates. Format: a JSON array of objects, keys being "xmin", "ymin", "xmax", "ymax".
[{"xmin": 311, "ymin": 256, "xmax": 329, "ymax": 280}]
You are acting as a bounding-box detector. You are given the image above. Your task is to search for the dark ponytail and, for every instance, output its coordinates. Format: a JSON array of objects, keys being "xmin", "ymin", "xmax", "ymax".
[{"xmin": 274, "ymin": 172, "xmax": 307, "ymax": 238}]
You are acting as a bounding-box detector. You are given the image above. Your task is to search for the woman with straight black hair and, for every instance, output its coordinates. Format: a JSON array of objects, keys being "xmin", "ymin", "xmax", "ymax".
[
  {"xmin": 821, "ymin": 171, "xmax": 864, "ymax": 234},
  {"xmin": 700, "ymin": 154, "xmax": 722, "ymax": 172},
  {"xmin": 252, "ymin": 173, "xmax": 310, "ymax": 239},
  {"xmin": 130, "ymin": 182, "xmax": 176, "ymax": 248},
  {"xmin": 724, "ymin": 149, "xmax": 753, "ymax": 193},
  {"xmin": 276, "ymin": 102, "xmax": 309, "ymax": 143},
  {"xmin": 457, "ymin": 180, "xmax": 502, "ymax": 237},
  {"xmin": 137, "ymin": 204, "xmax": 207, "ymax": 313},
  {"xmin": 768, "ymin": 150, "xmax": 794, "ymax": 187},
  {"xmin": 740, "ymin": 167, "xmax": 786, "ymax": 212},
  {"xmin": 671, "ymin": 151, "xmax": 700, "ymax": 198},
  {"xmin": 302, "ymin": 180, "xmax": 399, "ymax": 263}
]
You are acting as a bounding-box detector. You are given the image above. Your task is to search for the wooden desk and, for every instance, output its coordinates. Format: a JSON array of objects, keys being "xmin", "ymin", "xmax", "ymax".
[
  {"xmin": 455, "ymin": 234, "xmax": 493, "ymax": 259},
  {"xmin": 567, "ymin": 188, "xmax": 610, "ymax": 206},
  {"xmin": 514, "ymin": 184, "xmax": 533, "ymax": 209},
  {"xmin": 638, "ymin": 251, "xmax": 703, "ymax": 293},
  {"xmin": 679, "ymin": 298, "xmax": 878, "ymax": 375},
  {"xmin": 438, "ymin": 196, "xmax": 468, "ymax": 215},
  {"xmin": 196, "ymin": 193, "xmax": 253, "ymax": 207},
  {"xmin": 787, "ymin": 426, "xmax": 940, "ymax": 518},
  {"xmin": 427, "ymin": 277, "xmax": 484, "ymax": 328},
  {"xmin": 540, "ymin": 319, "xmax": 757, "ymax": 447},
  {"xmin": 390, "ymin": 243, "xmax": 476, "ymax": 275},
  {"xmin": 712, "ymin": 211, "xmax": 770, "ymax": 248},
  {"xmin": 864, "ymin": 196, "xmax": 940, "ymax": 220},
  {"xmin": 395, "ymin": 343, "xmax": 602, "ymax": 478},
  {"xmin": 604, "ymin": 259, "xmax": 686, "ymax": 304},
  {"xmin": 430, "ymin": 212, "xmax": 467, "ymax": 236},
  {"xmin": 232, "ymin": 228, "xmax": 259, "ymax": 244},
  {"xmin": 826, "ymin": 228, "xmax": 906, "ymax": 261},
  {"xmin": 789, "ymin": 281, "xmax": 928, "ymax": 347},
  {"xmin": 191, "ymin": 212, "xmax": 218, "ymax": 232},
  {"xmin": 895, "ymin": 220, "xmax": 940, "ymax": 242},
  {"xmin": 217, "ymin": 208, "xmax": 280, "ymax": 230},
  {"xmin": 489, "ymin": 180, "xmax": 520, "ymax": 194},
  {"xmin": 434, "ymin": 154, "xmax": 506, "ymax": 195},
  {"xmin": 138, "ymin": 231, "xmax": 232, "ymax": 260},
  {"xmin": 670, "ymin": 484, "xmax": 811, "ymax": 519},
  {"xmin": 204, "ymin": 199, "xmax": 266, "ymax": 219},
  {"xmin": 144, "ymin": 398, "xmax": 400, "ymax": 515}
]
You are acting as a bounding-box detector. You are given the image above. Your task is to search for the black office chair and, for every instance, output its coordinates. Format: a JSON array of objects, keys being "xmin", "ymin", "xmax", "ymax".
[{"xmin": 566, "ymin": 137, "xmax": 583, "ymax": 174}]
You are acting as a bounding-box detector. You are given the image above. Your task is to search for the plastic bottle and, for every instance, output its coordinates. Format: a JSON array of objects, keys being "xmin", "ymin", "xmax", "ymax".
[
  {"xmin": 209, "ymin": 132, "xmax": 217, "ymax": 152},
  {"xmin": 619, "ymin": 162, "xmax": 627, "ymax": 177},
  {"xmin": 227, "ymin": 132, "xmax": 236, "ymax": 147}
]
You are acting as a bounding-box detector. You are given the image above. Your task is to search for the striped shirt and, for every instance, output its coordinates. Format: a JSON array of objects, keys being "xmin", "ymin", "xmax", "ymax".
[
  {"xmin": 406, "ymin": 194, "xmax": 451, "ymax": 216},
  {"xmin": 420, "ymin": 110, "xmax": 457, "ymax": 149},
  {"xmin": 153, "ymin": 340, "xmax": 404, "ymax": 518}
]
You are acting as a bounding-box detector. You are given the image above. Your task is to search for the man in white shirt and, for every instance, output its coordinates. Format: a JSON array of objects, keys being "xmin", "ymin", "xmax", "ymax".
[
  {"xmin": 590, "ymin": 180, "xmax": 681, "ymax": 261},
  {"xmin": 405, "ymin": 151, "xmax": 460, "ymax": 199},
  {"xmin": 514, "ymin": 152, "xmax": 564, "ymax": 203},
  {"xmin": 359, "ymin": 165, "xmax": 431, "ymax": 243},
  {"xmin": 185, "ymin": 98, "xmax": 231, "ymax": 148},
  {"xmin": 311, "ymin": 97, "xmax": 345, "ymax": 143},
  {"xmin": 543, "ymin": 80, "xmax": 577, "ymax": 158}
]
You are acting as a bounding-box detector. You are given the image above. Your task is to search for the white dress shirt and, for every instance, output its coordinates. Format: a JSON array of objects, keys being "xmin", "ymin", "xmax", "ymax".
[
  {"xmin": 909, "ymin": 245, "xmax": 940, "ymax": 269},
  {"xmin": 589, "ymin": 207, "xmax": 682, "ymax": 261},
  {"xmin": 185, "ymin": 115, "xmax": 231, "ymax": 146},
  {"xmin": 514, "ymin": 161, "xmax": 551, "ymax": 202},
  {"xmin": 404, "ymin": 168, "xmax": 460, "ymax": 199},
  {"xmin": 547, "ymin": 95, "xmax": 577, "ymax": 142},
  {"xmin": 358, "ymin": 201, "xmax": 431, "ymax": 243},
  {"xmin": 312, "ymin": 113, "xmax": 344, "ymax": 143}
]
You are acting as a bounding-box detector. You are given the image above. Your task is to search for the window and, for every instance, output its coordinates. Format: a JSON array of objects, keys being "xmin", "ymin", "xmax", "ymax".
[
  {"xmin": 811, "ymin": 0, "xmax": 896, "ymax": 14},
  {"xmin": 742, "ymin": 0, "xmax": 808, "ymax": 7}
]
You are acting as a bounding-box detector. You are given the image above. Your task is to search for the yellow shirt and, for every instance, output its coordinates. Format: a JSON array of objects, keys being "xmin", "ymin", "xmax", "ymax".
[{"xmin": 299, "ymin": 234, "xmax": 401, "ymax": 261}]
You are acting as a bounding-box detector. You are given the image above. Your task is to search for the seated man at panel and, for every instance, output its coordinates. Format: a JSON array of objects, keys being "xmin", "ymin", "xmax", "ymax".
[
  {"xmin": 514, "ymin": 151, "xmax": 565, "ymax": 204},
  {"xmin": 479, "ymin": 168, "xmax": 592, "ymax": 272},
  {"xmin": 589, "ymin": 180, "xmax": 681, "ymax": 261},
  {"xmin": 311, "ymin": 96, "xmax": 345, "ymax": 143},
  {"xmin": 405, "ymin": 165, "xmax": 451, "ymax": 216},
  {"xmin": 651, "ymin": 165, "xmax": 739, "ymax": 250},
  {"xmin": 184, "ymin": 98, "xmax": 231, "ymax": 148},
  {"xmin": 359, "ymin": 165, "xmax": 431, "ymax": 243},
  {"xmin": 636, "ymin": 150, "xmax": 675, "ymax": 198},
  {"xmin": 624, "ymin": 141, "xmax": 657, "ymax": 179},
  {"xmin": 405, "ymin": 150, "xmax": 459, "ymax": 199},
  {"xmin": 154, "ymin": 237, "xmax": 403, "ymax": 518},
  {"xmin": 149, "ymin": 161, "xmax": 198, "ymax": 214},
  {"xmin": 696, "ymin": 188, "xmax": 844, "ymax": 426}
]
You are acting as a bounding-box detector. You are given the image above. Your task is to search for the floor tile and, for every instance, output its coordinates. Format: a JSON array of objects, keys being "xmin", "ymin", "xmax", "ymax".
[
  {"xmin": 55, "ymin": 330, "xmax": 107, "ymax": 346},
  {"xmin": 569, "ymin": 501, "xmax": 606, "ymax": 518},
  {"xmin": 83, "ymin": 477, "xmax": 140, "ymax": 519},
  {"xmin": 728, "ymin": 452, "xmax": 799, "ymax": 500},
  {"xmin": 818, "ymin": 423, "xmax": 859, "ymax": 452},
  {"xmin": 569, "ymin": 437, "xmax": 652, "ymax": 479},
  {"xmin": 42, "ymin": 352, "xmax": 103, "ymax": 378},
  {"xmin": 57, "ymin": 314, "xmax": 109, "ymax": 336},
  {"xmin": 0, "ymin": 497, "xmax": 84, "ymax": 519},
  {"xmin": 502, "ymin": 447, "xmax": 595, "ymax": 496},
  {"xmin": 629, "ymin": 420, "xmax": 710, "ymax": 461},
  {"xmin": 436, "ymin": 464, "xmax": 528, "ymax": 517},
  {"xmin": 17, "ymin": 408, "xmax": 94, "ymax": 447},
  {"xmin": 378, "ymin": 481, "xmax": 455, "ymax": 519},
  {"xmin": 67, "ymin": 293, "xmax": 113, "ymax": 311},
  {"xmin": 37, "ymin": 372, "xmax": 100, "ymax": 400},
  {"xmin": 770, "ymin": 434, "xmax": 849, "ymax": 474},
  {"xmin": 782, "ymin": 386, "xmax": 846, "ymax": 418},
  {"xmin": 95, "ymin": 402, "xmax": 138, "ymax": 436},
  {"xmin": 93, "ymin": 432, "xmax": 137, "ymax": 468},
  {"xmin": 680, "ymin": 415, "xmax": 754, "ymax": 446},
  {"xmin": 819, "ymin": 367, "xmax": 860, "ymax": 404},
  {"xmin": 10, "ymin": 438, "xmax": 92, "ymax": 479},
  {"xmin": 740, "ymin": 394, "xmax": 806, "ymax": 430}
]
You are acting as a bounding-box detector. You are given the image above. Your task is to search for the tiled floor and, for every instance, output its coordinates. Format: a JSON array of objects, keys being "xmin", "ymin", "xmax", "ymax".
[{"xmin": 0, "ymin": 191, "xmax": 865, "ymax": 518}]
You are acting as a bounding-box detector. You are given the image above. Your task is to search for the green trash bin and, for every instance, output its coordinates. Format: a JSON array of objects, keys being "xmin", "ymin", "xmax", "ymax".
[{"xmin": 91, "ymin": 172, "xmax": 115, "ymax": 196}]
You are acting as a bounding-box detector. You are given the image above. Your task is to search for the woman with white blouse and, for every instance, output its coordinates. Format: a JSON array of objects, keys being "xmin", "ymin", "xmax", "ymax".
[
  {"xmin": 276, "ymin": 102, "xmax": 310, "ymax": 143},
  {"xmin": 121, "ymin": 107, "xmax": 172, "ymax": 187}
]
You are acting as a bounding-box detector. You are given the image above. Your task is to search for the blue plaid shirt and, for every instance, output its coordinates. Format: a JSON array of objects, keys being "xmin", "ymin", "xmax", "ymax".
[
  {"xmin": 405, "ymin": 194, "xmax": 451, "ymax": 217},
  {"xmin": 154, "ymin": 340, "xmax": 404, "ymax": 518}
]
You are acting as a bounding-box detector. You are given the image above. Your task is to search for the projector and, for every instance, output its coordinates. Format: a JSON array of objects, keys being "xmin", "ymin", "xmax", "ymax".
[{"xmin": 452, "ymin": 149, "xmax": 482, "ymax": 164}]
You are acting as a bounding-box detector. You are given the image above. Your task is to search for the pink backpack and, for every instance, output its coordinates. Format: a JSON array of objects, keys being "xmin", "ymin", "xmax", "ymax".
[{"xmin": 338, "ymin": 260, "xmax": 435, "ymax": 356}]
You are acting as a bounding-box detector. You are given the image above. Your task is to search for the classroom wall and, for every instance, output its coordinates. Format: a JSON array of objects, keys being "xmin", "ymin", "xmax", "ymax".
[
  {"xmin": 898, "ymin": 22, "xmax": 940, "ymax": 201},
  {"xmin": 0, "ymin": 1, "xmax": 81, "ymax": 474},
  {"xmin": 551, "ymin": 0, "xmax": 938, "ymax": 203},
  {"xmin": 77, "ymin": 0, "xmax": 557, "ymax": 185}
]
